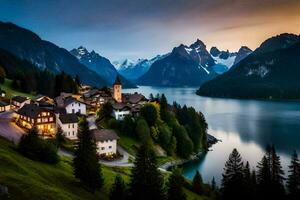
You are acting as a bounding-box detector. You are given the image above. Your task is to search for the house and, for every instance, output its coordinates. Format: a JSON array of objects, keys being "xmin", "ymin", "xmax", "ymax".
[
  {"xmin": 113, "ymin": 76, "xmax": 122, "ymax": 103},
  {"xmin": 91, "ymin": 129, "xmax": 119, "ymax": 156},
  {"xmin": 112, "ymin": 103, "xmax": 131, "ymax": 120},
  {"xmin": 57, "ymin": 113, "xmax": 78, "ymax": 140},
  {"xmin": 55, "ymin": 92, "xmax": 73, "ymax": 107},
  {"xmin": 64, "ymin": 97, "xmax": 87, "ymax": 115},
  {"xmin": 82, "ymin": 88, "xmax": 112, "ymax": 112},
  {"xmin": 15, "ymin": 104, "xmax": 56, "ymax": 137},
  {"xmin": 34, "ymin": 95, "xmax": 55, "ymax": 109},
  {"xmin": 11, "ymin": 96, "xmax": 31, "ymax": 109},
  {"xmin": 122, "ymin": 92, "xmax": 148, "ymax": 106},
  {"xmin": 0, "ymin": 101, "xmax": 10, "ymax": 112}
]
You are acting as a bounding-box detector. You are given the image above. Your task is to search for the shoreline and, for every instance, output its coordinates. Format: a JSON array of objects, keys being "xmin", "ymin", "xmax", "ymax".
[{"xmin": 159, "ymin": 133, "xmax": 220, "ymax": 170}]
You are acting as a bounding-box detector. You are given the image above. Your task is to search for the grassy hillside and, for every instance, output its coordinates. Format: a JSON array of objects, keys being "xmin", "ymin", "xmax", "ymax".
[
  {"xmin": 0, "ymin": 137, "xmax": 206, "ymax": 200},
  {"xmin": 0, "ymin": 79, "xmax": 33, "ymax": 99}
]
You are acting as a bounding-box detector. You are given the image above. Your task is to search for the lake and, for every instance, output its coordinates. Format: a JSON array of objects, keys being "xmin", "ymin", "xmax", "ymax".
[{"xmin": 123, "ymin": 86, "xmax": 300, "ymax": 185}]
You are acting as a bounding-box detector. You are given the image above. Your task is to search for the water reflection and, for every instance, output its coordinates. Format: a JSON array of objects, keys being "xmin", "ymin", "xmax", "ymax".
[{"xmin": 124, "ymin": 86, "xmax": 300, "ymax": 184}]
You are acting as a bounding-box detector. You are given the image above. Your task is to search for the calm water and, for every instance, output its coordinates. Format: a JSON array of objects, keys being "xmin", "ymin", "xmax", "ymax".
[{"xmin": 124, "ymin": 86, "xmax": 300, "ymax": 184}]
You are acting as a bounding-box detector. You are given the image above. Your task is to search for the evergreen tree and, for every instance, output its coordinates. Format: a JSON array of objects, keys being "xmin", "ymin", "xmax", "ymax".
[
  {"xmin": 110, "ymin": 175, "xmax": 127, "ymax": 200},
  {"xmin": 257, "ymin": 145, "xmax": 285, "ymax": 200},
  {"xmin": 55, "ymin": 125, "xmax": 65, "ymax": 148},
  {"xmin": 221, "ymin": 148, "xmax": 244, "ymax": 200},
  {"xmin": 287, "ymin": 151, "xmax": 300, "ymax": 200},
  {"xmin": 193, "ymin": 171, "xmax": 204, "ymax": 195},
  {"xmin": 140, "ymin": 104, "xmax": 158, "ymax": 126},
  {"xmin": 129, "ymin": 143, "xmax": 165, "ymax": 200},
  {"xmin": 243, "ymin": 162, "xmax": 255, "ymax": 200},
  {"xmin": 211, "ymin": 177, "xmax": 216, "ymax": 191},
  {"xmin": 73, "ymin": 117, "xmax": 103, "ymax": 192},
  {"xmin": 75, "ymin": 74, "xmax": 81, "ymax": 87},
  {"xmin": 135, "ymin": 118, "xmax": 151, "ymax": 143},
  {"xmin": 167, "ymin": 168, "xmax": 186, "ymax": 200}
]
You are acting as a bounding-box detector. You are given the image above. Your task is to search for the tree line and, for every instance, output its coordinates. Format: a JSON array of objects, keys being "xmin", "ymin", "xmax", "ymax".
[
  {"xmin": 96, "ymin": 93, "xmax": 208, "ymax": 159},
  {"xmin": 0, "ymin": 48, "xmax": 79, "ymax": 97},
  {"xmin": 220, "ymin": 146, "xmax": 300, "ymax": 200}
]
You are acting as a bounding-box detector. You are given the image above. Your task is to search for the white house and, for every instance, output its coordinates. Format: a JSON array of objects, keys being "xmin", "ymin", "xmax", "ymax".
[
  {"xmin": 0, "ymin": 101, "xmax": 10, "ymax": 112},
  {"xmin": 11, "ymin": 96, "xmax": 31, "ymax": 109},
  {"xmin": 64, "ymin": 97, "xmax": 87, "ymax": 115},
  {"xmin": 57, "ymin": 113, "xmax": 78, "ymax": 140},
  {"xmin": 91, "ymin": 129, "xmax": 119, "ymax": 156},
  {"xmin": 112, "ymin": 103, "xmax": 131, "ymax": 120}
]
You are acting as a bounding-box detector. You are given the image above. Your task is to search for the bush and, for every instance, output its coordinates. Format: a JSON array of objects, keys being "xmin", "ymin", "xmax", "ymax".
[
  {"xmin": 140, "ymin": 104, "xmax": 158, "ymax": 126},
  {"xmin": 135, "ymin": 118, "xmax": 151, "ymax": 143},
  {"xmin": 18, "ymin": 127, "xmax": 59, "ymax": 164}
]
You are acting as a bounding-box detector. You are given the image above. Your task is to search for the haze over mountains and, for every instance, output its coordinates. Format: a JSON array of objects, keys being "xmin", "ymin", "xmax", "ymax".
[
  {"xmin": 0, "ymin": 21, "xmax": 299, "ymax": 99},
  {"xmin": 0, "ymin": 22, "xmax": 107, "ymax": 87},
  {"xmin": 70, "ymin": 47, "xmax": 135, "ymax": 88},
  {"xmin": 198, "ymin": 33, "xmax": 300, "ymax": 99}
]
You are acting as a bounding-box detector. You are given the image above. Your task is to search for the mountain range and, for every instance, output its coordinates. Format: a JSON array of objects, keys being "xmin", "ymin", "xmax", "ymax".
[
  {"xmin": 70, "ymin": 47, "xmax": 136, "ymax": 88},
  {"xmin": 0, "ymin": 22, "xmax": 108, "ymax": 87},
  {"xmin": 135, "ymin": 39, "xmax": 251, "ymax": 87},
  {"xmin": 197, "ymin": 33, "xmax": 300, "ymax": 99},
  {"xmin": 114, "ymin": 55, "xmax": 166, "ymax": 80}
]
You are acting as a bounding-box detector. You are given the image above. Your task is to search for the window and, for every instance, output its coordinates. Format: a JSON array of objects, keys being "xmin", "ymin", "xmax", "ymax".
[
  {"xmin": 78, "ymin": 109, "xmax": 81, "ymax": 114},
  {"xmin": 109, "ymin": 146, "xmax": 112, "ymax": 149},
  {"xmin": 72, "ymin": 131, "xmax": 74, "ymax": 136},
  {"xmin": 72, "ymin": 109, "xmax": 75, "ymax": 113},
  {"xmin": 72, "ymin": 124, "xmax": 74, "ymax": 128},
  {"xmin": 101, "ymin": 147, "xmax": 105, "ymax": 150},
  {"xmin": 49, "ymin": 117, "xmax": 53, "ymax": 122},
  {"xmin": 68, "ymin": 124, "xmax": 70, "ymax": 128}
]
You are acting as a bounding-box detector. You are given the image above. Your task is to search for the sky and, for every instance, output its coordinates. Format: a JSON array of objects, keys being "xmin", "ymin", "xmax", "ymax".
[{"xmin": 0, "ymin": 0, "xmax": 300, "ymax": 61}]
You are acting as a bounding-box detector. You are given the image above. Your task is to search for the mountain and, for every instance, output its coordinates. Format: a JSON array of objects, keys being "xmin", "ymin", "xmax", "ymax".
[
  {"xmin": 197, "ymin": 33, "xmax": 300, "ymax": 99},
  {"xmin": 115, "ymin": 55, "xmax": 166, "ymax": 80},
  {"xmin": 137, "ymin": 39, "xmax": 218, "ymax": 87},
  {"xmin": 233, "ymin": 46, "xmax": 252, "ymax": 65},
  {"xmin": 210, "ymin": 47, "xmax": 237, "ymax": 74},
  {"xmin": 70, "ymin": 47, "xmax": 135, "ymax": 88},
  {"xmin": 0, "ymin": 22, "xmax": 107, "ymax": 87}
]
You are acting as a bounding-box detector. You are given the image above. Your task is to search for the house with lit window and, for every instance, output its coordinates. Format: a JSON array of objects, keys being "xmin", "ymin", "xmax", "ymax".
[
  {"xmin": 63, "ymin": 97, "xmax": 87, "ymax": 115},
  {"xmin": 11, "ymin": 96, "xmax": 31, "ymax": 109},
  {"xmin": 15, "ymin": 104, "xmax": 56, "ymax": 137},
  {"xmin": 57, "ymin": 113, "xmax": 78, "ymax": 140},
  {"xmin": 0, "ymin": 101, "xmax": 10, "ymax": 112},
  {"xmin": 112, "ymin": 103, "xmax": 131, "ymax": 120},
  {"xmin": 91, "ymin": 129, "xmax": 119, "ymax": 156}
]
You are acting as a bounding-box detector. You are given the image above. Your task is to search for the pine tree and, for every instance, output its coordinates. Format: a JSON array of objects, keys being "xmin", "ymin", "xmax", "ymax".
[
  {"xmin": 192, "ymin": 171, "xmax": 203, "ymax": 195},
  {"xmin": 73, "ymin": 117, "xmax": 103, "ymax": 192},
  {"xmin": 128, "ymin": 143, "xmax": 165, "ymax": 200},
  {"xmin": 257, "ymin": 145, "xmax": 285, "ymax": 200},
  {"xmin": 55, "ymin": 125, "xmax": 65, "ymax": 148},
  {"xmin": 243, "ymin": 162, "xmax": 255, "ymax": 200},
  {"xmin": 110, "ymin": 175, "xmax": 127, "ymax": 200},
  {"xmin": 167, "ymin": 168, "xmax": 186, "ymax": 200},
  {"xmin": 211, "ymin": 177, "xmax": 216, "ymax": 191},
  {"xmin": 287, "ymin": 151, "xmax": 300, "ymax": 200},
  {"xmin": 221, "ymin": 148, "xmax": 244, "ymax": 200}
]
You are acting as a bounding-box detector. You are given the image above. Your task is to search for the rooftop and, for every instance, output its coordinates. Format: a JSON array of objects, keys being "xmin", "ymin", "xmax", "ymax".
[
  {"xmin": 91, "ymin": 129, "xmax": 119, "ymax": 142},
  {"xmin": 59, "ymin": 114, "xmax": 78, "ymax": 124}
]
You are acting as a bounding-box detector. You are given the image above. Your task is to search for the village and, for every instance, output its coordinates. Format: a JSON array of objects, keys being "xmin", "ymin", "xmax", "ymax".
[{"xmin": 0, "ymin": 76, "xmax": 149, "ymax": 160}]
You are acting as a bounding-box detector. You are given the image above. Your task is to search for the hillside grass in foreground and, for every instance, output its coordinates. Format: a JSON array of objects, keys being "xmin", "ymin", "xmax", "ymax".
[
  {"xmin": 0, "ymin": 137, "xmax": 206, "ymax": 200},
  {"xmin": 0, "ymin": 79, "xmax": 33, "ymax": 99}
]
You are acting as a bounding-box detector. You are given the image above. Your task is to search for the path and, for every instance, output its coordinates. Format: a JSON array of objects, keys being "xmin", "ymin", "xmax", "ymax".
[{"xmin": 0, "ymin": 110, "xmax": 25, "ymax": 144}]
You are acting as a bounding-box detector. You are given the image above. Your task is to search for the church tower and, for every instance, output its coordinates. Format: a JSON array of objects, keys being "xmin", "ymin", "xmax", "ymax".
[{"xmin": 113, "ymin": 76, "xmax": 122, "ymax": 103}]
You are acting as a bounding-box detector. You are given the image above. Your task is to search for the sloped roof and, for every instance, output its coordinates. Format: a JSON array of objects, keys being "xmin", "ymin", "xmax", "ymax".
[
  {"xmin": 59, "ymin": 114, "xmax": 78, "ymax": 124},
  {"xmin": 0, "ymin": 101, "xmax": 8, "ymax": 106},
  {"xmin": 12, "ymin": 96, "xmax": 28, "ymax": 103},
  {"xmin": 114, "ymin": 76, "xmax": 122, "ymax": 85},
  {"xmin": 91, "ymin": 129, "xmax": 119, "ymax": 142},
  {"xmin": 123, "ymin": 93, "xmax": 148, "ymax": 104},
  {"xmin": 16, "ymin": 104, "xmax": 50, "ymax": 118},
  {"xmin": 112, "ymin": 102, "xmax": 131, "ymax": 111}
]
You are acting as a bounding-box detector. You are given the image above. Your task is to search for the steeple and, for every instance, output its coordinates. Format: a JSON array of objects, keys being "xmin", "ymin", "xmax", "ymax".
[
  {"xmin": 113, "ymin": 75, "xmax": 122, "ymax": 103},
  {"xmin": 114, "ymin": 75, "xmax": 122, "ymax": 85}
]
